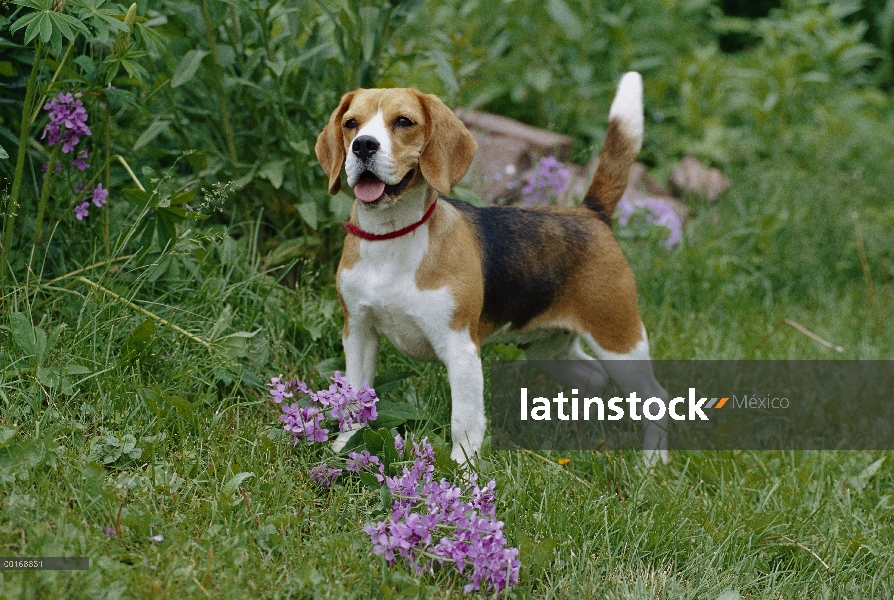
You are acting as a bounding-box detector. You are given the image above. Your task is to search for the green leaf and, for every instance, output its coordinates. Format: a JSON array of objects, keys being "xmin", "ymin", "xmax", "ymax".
[
  {"xmin": 328, "ymin": 191, "xmax": 353, "ymax": 221},
  {"xmin": 12, "ymin": 1, "xmax": 53, "ymax": 10},
  {"xmin": 16, "ymin": 13, "xmax": 39, "ymax": 44},
  {"xmin": 222, "ymin": 471, "xmax": 254, "ymax": 497},
  {"xmin": 133, "ymin": 120, "xmax": 170, "ymax": 151},
  {"xmin": 259, "ymin": 159, "xmax": 287, "ymax": 189},
  {"xmin": 532, "ymin": 536, "xmax": 559, "ymax": 569},
  {"xmin": 357, "ymin": 471, "xmax": 381, "ymax": 490},
  {"xmin": 73, "ymin": 54, "xmax": 96, "ymax": 74},
  {"xmin": 376, "ymin": 400, "xmax": 427, "ymax": 422},
  {"xmin": 0, "ymin": 428, "xmax": 18, "ymax": 450},
  {"xmin": 314, "ymin": 357, "xmax": 345, "ymax": 379},
  {"xmin": 288, "ymin": 140, "xmax": 309, "ymax": 155},
  {"xmin": 297, "ymin": 202, "xmax": 318, "ymax": 230},
  {"xmin": 547, "ymin": 0, "xmax": 583, "ymax": 40},
  {"xmin": 39, "ymin": 13, "xmax": 53, "ymax": 45},
  {"xmin": 372, "ymin": 371, "xmax": 414, "ymax": 394},
  {"xmin": 81, "ymin": 462, "xmax": 106, "ymax": 497},
  {"xmin": 368, "ymin": 414, "xmax": 406, "ymax": 430},
  {"xmin": 122, "ymin": 318, "xmax": 156, "ymax": 358},
  {"xmin": 363, "ymin": 428, "xmax": 387, "ymax": 455},
  {"xmin": 122, "ymin": 187, "xmax": 151, "ymax": 207},
  {"xmin": 0, "ymin": 143, "xmax": 7, "ymax": 159},
  {"xmin": 263, "ymin": 237, "xmax": 316, "ymax": 270},
  {"xmin": 162, "ymin": 394, "xmax": 193, "ymax": 420},
  {"xmin": 71, "ymin": 0, "xmax": 129, "ymax": 38},
  {"xmin": 8, "ymin": 312, "xmax": 47, "ymax": 364},
  {"xmin": 36, "ymin": 366, "xmax": 73, "ymax": 391},
  {"xmin": 171, "ymin": 49, "xmax": 209, "ymax": 87},
  {"xmin": 850, "ymin": 457, "xmax": 886, "ymax": 493}
]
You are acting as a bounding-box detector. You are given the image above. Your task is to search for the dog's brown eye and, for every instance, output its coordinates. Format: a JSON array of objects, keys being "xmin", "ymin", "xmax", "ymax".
[
  {"xmin": 344, "ymin": 118, "xmax": 358, "ymax": 129},
  {"xmin": 394, "ymin": 116, "xmax": 414, "ymax": 128}
]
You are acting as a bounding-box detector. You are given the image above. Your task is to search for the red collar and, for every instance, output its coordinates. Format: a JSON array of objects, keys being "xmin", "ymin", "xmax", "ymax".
[{"xmin": 344, "ymin": 199, "xmax": 438, "ymax": 241}]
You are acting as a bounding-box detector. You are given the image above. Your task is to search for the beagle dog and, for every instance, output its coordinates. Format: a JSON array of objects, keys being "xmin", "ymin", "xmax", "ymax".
[{"xmin": 315, "ymin": 73, "xmax": 669, "ymax": 465}]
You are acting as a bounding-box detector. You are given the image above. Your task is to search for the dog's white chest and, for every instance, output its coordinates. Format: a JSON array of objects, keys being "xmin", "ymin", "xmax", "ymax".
[{"xmin": 339, "ymin": 232, "xmax": 453, "ymax": 362}]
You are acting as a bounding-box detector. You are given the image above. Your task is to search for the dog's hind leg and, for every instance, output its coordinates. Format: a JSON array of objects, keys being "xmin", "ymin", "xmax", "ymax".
[
  {"xmin": 522, "ymin": 330, "xmax": 609, "ymax": 392},
  {"xmin": 581, "ymin": 327, "xmax": 670, "ymax": 467}
]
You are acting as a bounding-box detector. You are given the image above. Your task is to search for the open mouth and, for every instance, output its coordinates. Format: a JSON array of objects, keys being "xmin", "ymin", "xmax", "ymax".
[{"xmin": 354, "ymin": 169, "xmax": 414, "ymax": 204}]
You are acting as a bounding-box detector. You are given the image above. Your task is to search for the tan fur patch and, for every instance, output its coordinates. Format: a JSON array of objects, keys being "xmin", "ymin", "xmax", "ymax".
[
  {"xmin": 584, "ymin": 119, "xmax": 639, "ymax": 220},
  {"xmin": 415, "ymin": 191, "xmax": 485, "ymax": 348},
  {"xmin": 336, "ymin": 203, "xmax": 362, "ymax": 338}
]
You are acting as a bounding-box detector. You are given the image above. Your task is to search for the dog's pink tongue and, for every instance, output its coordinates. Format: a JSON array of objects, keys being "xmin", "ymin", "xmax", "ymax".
[{"xmin": 355, "ymin": 179, "xmax": 386, "ymax": 203}]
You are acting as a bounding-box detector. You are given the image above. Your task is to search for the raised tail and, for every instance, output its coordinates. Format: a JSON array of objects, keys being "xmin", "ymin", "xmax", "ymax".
[{"xmin": 582, "ymin": 72, "xmax": 644, "ymax": 224}]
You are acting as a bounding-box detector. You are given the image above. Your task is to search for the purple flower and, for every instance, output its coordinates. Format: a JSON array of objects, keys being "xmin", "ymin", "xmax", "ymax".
[
  {"xmin": 149, "ymin": 535, "xmax": 163, "ymax": 542},
  {"xmin": 617, "ymin": 195, "xmax": 683, "ymax": 249},
  {"xmin": 72, "ymin": 150, "xmax": 90, "ymax": 171},
  {"xmin": 267, "ymin": 374, "xmax": 294, "ymax": 404},
  {"xmin": 273, "ymin": 372, "xmax": 378, "ymax": 445},
  {"xmin": 42, "ymin": 162, "xmax": 64, "ymax": 173},
  {"xmin": 364, "ymin": 436, "xmax": 520, "ymax": 594},
  {"xmin": 92, "ymin": 183, "xmax": 108, "ymax": 208},
  {"xmin": 346, "ymin": 450, "xmax": 382, "ymax": 473},
  {"xmin": 309, "ymin": 464, "xmax": 342, "ymax": 487},
  {"xmin": 279, "ymin": 403, "xmax": 328, "ymax": 443},
  {"xmin": 102, "ymin": 527, "xmax": 115, "ymax": 537},
  {"xmin": 41, "ymin": 92, "xmax": 91, "ymax": 154},
  {"xmin": 74, "ymin": 202, "xmax": 90, "ymax": 221},
  {"xmin": 312, "ymin": 372, "xmax": 378, "ymax": 431},
  {"xmin": 523, "ymin": 155, "xmax": 570, "ymax": 206}
]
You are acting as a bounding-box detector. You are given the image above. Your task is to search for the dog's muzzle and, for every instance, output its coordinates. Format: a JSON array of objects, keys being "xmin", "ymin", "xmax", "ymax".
[{"xmin": 354, "ymin": 169, "xmax": 414, "ymax": 204}]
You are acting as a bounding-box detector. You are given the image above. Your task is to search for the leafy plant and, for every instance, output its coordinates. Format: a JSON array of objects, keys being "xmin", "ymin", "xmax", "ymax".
[{"xmin": 91, "ymin": 432, "xmax": 142, "ymax": 465}]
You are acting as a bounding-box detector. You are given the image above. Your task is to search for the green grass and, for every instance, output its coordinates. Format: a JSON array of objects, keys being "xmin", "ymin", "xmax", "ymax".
[{"xmin": 1, "ymin": 155, "xmax": 892, "ymax": 599}]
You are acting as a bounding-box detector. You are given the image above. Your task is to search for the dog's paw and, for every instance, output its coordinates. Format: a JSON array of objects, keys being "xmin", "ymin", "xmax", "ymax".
[
  {"xmin": 450, "ymin": 444, "xmax": 477, "ymax": 468},
  {"xmin": 642, "ymin": 449, "xmax": 671, "ymax": 469}
]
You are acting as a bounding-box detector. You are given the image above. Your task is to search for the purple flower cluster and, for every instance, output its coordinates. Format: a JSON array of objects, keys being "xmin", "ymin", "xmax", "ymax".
[
  {"xmin": 280, "ymin": 402, "xmax": 328, "ymax": 443},
  {"xmin": 617, "ymin": 195, "xmax": 684, "ymax": 249},
  {"xmin": 39, "ymin": 92, "xmax": 111, "ymax": 223},
  {"xmin": 72, "ymin": 149, "xmax": 91, "ymax": 171},
  {"xmin": 73, "ymin": 184, "xmax": 109, "ymax": 222},
  {"xmin": 310, "ymin": 372, "xmax": 378, "ymax": 430},
  {"xmin": 346, "ymin": 450, "xmax": 384, "ymax": 481},
  {"xmin": 523, "ymin": 155, "xmax": 570, "ymax": 206},
  {"xmin": 365, "ymin": 436, "xmax": 520, "ymax": 595},
  {"xmin": 269, "ymin": 372, "xmax": 378, "ymax": 445},
  {"xmin": 309, "ymin": 464, "xmax": 342, "ymax": 487},
  {"xmin": 42, "ymin": 92, "xmax": 92, "ymax": 154}
]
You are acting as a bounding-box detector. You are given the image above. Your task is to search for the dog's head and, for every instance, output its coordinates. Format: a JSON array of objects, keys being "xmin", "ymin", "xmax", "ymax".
[{"xmin": 315, "ymin": 88, "xmax": 477, "ymax": 208}]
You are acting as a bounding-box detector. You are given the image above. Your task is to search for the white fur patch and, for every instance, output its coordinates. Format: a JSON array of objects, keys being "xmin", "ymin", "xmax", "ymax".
[
  {"xmin": 355, "ymin": 186, "xmax": 429, "ymax": 235},
  {"xmin": 609, "ymin": 71, "xmax": 644, "ymax": 151}
]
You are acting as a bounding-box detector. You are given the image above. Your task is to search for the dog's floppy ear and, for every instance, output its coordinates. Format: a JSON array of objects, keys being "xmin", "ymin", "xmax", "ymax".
[
  {"xmin": 415, "ymin": 91, "xmax": 477, "ymax": 196},
  {"xmin": 315, "ymin": 91, "xmax": 356, "ymax": 196}
]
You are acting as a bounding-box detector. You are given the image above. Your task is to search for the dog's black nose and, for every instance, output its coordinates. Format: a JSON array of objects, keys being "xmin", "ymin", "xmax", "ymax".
[{"xmin": 352, "ymin": 135, "xmax": 380, "ymax": 161}]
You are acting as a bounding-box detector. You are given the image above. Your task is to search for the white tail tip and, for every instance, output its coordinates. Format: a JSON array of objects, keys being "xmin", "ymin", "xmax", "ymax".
[{"xmin": 609, "ymin": 71, "xmax": 644, "ymax": 150}]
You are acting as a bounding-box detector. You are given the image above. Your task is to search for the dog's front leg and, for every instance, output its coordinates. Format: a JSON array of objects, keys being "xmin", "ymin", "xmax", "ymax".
[
  {"xmin": 332, "ymin": 311, "xmax": 379, "ymax": 452},
  {"xmin": 440, "ymin": 333, "xmax": 486, "ymax": 466}
]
